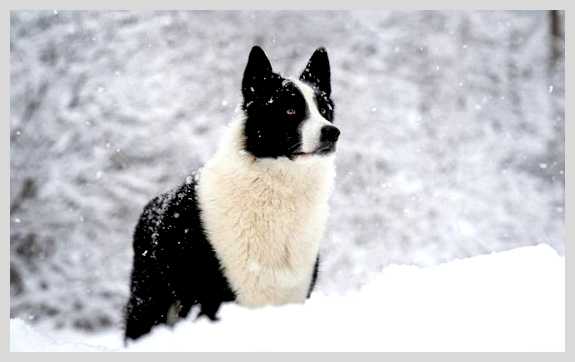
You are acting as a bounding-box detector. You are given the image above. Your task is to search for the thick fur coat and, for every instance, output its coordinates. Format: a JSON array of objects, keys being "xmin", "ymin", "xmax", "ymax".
[{"xmin": 124, "ymin": 46, "xmax": 339, "ymax": 341}]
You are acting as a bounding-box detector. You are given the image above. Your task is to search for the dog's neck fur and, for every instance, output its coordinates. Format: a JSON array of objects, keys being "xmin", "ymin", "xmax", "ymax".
[{"xmin": 197, "ymin": 117, "xmax": 335, "ymax": 306}]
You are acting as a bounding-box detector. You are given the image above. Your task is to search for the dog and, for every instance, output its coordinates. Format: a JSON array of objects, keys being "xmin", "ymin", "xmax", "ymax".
[{"xmin": 124, "ymin": 46, "xmax": 340, "ymax": 341}]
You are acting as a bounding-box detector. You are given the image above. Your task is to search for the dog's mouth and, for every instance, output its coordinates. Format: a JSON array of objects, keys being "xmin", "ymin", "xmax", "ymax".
[{"xmin": 291, "ymin": 143, "xmax": 336, "ymax": 158}]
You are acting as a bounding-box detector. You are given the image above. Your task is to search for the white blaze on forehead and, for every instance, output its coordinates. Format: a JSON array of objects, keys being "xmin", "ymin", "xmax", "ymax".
[{"xmin": 290, "ymin": 78, "xmax": 331, "ymax": 153}]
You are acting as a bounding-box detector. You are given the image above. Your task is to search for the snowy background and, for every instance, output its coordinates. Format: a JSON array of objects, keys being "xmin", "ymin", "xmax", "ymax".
[{"xmin": 10, "ymin": 10, "xmax": 564, "ymax": 337}]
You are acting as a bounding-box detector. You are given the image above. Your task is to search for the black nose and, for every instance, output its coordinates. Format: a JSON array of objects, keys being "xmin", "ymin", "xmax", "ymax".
[{"xmin": 320, "ymin": 125, "xmax": 340, "ymax": 143}]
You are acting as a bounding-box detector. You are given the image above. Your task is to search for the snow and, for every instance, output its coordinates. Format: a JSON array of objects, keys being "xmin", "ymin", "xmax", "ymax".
[
  {"xmin": 10, "ymin": 10, "xmax": 564, "ymax": 333},
  {"xmin": 10, "ymin": 244, "xmax": 564, "ymax": 352}
]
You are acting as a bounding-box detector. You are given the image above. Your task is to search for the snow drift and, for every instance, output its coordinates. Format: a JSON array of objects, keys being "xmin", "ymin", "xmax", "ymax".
[{"xmin": 10, "ymin": 244, "xmax": 565, "ymax": 352}]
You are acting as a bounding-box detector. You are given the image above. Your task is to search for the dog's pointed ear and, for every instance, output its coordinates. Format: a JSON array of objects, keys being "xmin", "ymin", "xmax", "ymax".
[
  {"xmin": 300, "ymin": 47, "xmax": 331, "ymax": 96},
  {"xmin": 242, "ymin": 46, "xmax": 273, "ymax": 100}
]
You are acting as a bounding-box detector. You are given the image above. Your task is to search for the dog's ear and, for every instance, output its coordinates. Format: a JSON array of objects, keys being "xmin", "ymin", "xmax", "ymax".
[
  {"xmin": 242, "ymin": 46, "xmax": 273, "ymax": 100},
  {"xmin": 300, "ymin": 47, "xmax": 331, "ymax": 96}
]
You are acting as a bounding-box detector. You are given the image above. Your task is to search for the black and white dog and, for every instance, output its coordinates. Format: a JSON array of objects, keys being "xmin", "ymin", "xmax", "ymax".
[{"xmin": 124, "ymin": 46, "xmax": 339, "ymax": 341}]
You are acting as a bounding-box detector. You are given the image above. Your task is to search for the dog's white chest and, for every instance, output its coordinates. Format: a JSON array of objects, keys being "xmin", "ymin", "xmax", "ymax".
[{"xmin": 197, "ymin": 148, "xmax": 334, "ymax": 307}]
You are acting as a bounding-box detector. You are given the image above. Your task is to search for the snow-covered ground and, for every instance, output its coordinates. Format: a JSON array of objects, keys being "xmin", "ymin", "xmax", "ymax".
[{"xmin": 10, "ymin": 244, "xmax": 564, "ymax": 352}]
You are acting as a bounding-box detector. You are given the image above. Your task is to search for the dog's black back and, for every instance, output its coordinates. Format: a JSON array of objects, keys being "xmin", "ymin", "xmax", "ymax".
[{"xmin": 124, "ymin": 176, "xmax": 236, "ymax": 341}]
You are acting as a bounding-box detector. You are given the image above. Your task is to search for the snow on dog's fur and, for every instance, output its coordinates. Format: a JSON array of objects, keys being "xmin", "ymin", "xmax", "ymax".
[{"xmin": 124, "ymin": 46, "xmax": 339, "ymax": 342}]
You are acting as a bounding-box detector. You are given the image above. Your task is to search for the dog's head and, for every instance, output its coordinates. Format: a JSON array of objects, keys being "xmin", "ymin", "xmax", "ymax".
[{"xmin": 241, "ymin": 46, "xmax": 339, "ymax": 160}]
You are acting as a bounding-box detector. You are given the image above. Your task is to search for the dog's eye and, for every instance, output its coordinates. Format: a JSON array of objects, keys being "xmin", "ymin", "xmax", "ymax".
[
  {"xmin": 320, "ymin": 108, "xmax": 327, "ymax": 116},
  {"xmin": 286, "ymin": 109, "xmax": 296, "ymax": 116}
]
